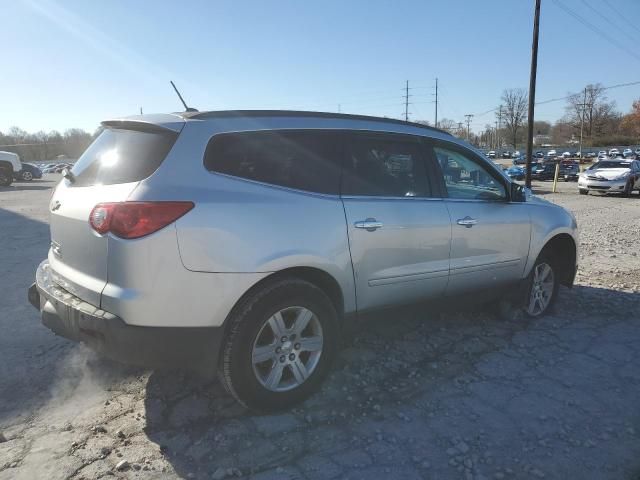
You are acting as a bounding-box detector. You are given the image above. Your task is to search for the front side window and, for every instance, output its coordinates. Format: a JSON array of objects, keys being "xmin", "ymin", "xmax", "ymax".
[
  {"xmin": 433, "ymin": 145, "xmax": 507, "ymax": 201},
  {"xmin": 204, "ymin": 130, "xmax": 342, "ymax": 194},
  {"xmin": 342, "ymin": 134, "xmax": 430, "ymax": 197}
]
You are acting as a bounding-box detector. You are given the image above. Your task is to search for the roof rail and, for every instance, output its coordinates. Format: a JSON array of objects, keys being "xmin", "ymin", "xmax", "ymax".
[{"xmin": 180, "ymin": 110, "xmax": 452, "ymax": 136}]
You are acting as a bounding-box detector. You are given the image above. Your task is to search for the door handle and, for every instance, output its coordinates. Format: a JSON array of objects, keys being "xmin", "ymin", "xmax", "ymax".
[
  {"xmin": 354, "ymin": 218, "xmax": 383, "ymax": 232},
  {"xmin": 456, "ymin": 216, "xmax": 477, "ymax": 228}
]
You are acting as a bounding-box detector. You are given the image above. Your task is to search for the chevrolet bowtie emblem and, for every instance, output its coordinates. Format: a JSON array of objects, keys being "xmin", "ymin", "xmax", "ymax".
[{"xmin": 50, "ymin": 200, "xmax": 61, "ymax": 211}]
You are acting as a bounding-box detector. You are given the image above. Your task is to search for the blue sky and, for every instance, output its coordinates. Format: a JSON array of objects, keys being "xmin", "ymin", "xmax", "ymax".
[{"xmin": 3, "ymin": 0, "xmax": 640, "ymax": 133}]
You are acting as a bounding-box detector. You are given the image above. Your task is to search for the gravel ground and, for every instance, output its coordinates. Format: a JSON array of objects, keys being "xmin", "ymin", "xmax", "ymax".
[{"xmin": 1, "ymin": 175, "xmax": 639, "ymax": 480}]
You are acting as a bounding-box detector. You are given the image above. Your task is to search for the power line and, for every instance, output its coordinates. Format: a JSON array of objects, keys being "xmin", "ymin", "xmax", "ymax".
[
  {"xmin": 581, "ymin": 0, "xmax": 640, "ymax": 45},
  {"xmin": 473, "ymin": 79, "xmax": 640, "ymax": 117},
  {"xmin": 602, "ymin": 0, "xmax": 640, "ymax": 37},
  {"xmin": 552, "ymin": 0, "xmax": 640, "ymax": 63}
]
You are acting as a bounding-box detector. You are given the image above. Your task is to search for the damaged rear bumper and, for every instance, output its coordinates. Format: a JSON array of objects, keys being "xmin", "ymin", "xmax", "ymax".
[{"xmin": 28, "ymin": 260, "xmax": 222, "ymax": 375}]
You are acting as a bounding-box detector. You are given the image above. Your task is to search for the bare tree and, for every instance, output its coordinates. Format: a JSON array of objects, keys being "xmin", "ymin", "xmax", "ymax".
[
  {"xmin": 565, "ymin": 83, "xmax": 618, "ymax": 138},
  {"xmin": 498, "ymin": 89, "xmax": 528, "ymax": 149},
  {"xmin": 438, "ymin": 118, "xmax": 457, "ymax": 134}
]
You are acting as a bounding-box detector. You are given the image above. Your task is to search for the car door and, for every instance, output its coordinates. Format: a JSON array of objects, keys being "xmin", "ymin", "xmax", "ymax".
[
  {"xmin": 428, "ymin": 140, "xmax": 531, "ymax": 295},
  {"xmin": 341, "ymin": 131, "xmax": 451, "ymax": 311}
]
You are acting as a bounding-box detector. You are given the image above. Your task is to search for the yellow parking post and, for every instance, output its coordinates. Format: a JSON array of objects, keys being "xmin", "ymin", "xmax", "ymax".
[{"xmin": 552, "ymin": 162, "xmax": 560, "ymax": 193}]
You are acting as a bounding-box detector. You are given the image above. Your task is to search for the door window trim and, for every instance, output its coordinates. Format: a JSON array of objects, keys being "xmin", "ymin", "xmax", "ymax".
[{"xmin": 425, "ymin": 139, "xmax": 512, "ymax": 203}]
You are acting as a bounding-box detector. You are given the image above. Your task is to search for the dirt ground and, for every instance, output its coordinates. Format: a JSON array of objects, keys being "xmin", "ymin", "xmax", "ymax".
[{"xmin": 1, "ymin": 175, "xmax": 639, "ymax": 480}]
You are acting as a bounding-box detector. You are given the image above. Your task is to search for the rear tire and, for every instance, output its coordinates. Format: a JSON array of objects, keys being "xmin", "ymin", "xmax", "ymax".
[
  {"xmin": 0, "ymin": 167, "xmax": 12, "ymax": 187},
  {"xmin": 22, "ymin": 171, "xmax": 33, "ymax": 181},
  {"xmin": 579, "ymin": 189, "xmax": 588, "ymax": 195},
  {"xmin": 219, "ymin": 277, "xmax": 339, "ymax": 412}
]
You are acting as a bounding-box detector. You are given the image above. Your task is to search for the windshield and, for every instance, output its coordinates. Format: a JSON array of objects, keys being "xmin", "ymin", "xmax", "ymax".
[{"xmin": 591, "ymin": 161, "xmax": 631, "ymax": 169}]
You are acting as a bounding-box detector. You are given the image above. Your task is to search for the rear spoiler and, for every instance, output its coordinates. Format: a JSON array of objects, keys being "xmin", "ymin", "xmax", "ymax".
[{"xmin": 101, "ymin": 119, "xmax": 184, "ymax": 134}]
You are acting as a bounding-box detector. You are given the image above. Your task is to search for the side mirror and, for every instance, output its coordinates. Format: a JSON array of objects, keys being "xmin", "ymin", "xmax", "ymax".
[{"xmin": 510, "ymin": 183, "xmax": 526, "ymax": 202}]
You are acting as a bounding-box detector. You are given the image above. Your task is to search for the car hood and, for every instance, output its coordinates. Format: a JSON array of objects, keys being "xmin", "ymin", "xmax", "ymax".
[{"xmin": 585, "ymin": 168, "xmax": 630, "ymax": 179}]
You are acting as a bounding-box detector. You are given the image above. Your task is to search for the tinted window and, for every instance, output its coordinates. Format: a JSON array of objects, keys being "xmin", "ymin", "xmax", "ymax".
[
  {"xmin": 342, "ymin": 134, "xmax": 430, "ymax": 197},
  {"xmin": 204, "ymin": 131, "xmax": 342, "ymax": 194},
  {"xmin": 70, "ymin": 128, "xmax": 177, "ymax": 187},
  {"xmin": 434, "ymin": 145, "xmax": 507, "ymax": 201}
]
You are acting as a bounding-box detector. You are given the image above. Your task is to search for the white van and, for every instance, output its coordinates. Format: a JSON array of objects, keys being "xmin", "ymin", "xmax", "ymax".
[{"xmin": 0, "ymin": 151, "xmax": 23, "ymax": 186}]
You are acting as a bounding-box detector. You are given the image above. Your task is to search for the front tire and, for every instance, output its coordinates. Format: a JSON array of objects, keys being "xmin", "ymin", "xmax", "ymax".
[
  {"xmin": 219, "ymin": 278, "xmax": 339, "ymax": 412},
  {"xmin": 524, "ymin": 253, "xmax": 559, "ymax": 318},
  {"xmin": 579, "ymin": 189, "xmax": 588, "ymax": 195},
  {"xmin": 22, "ymin": 171, "xmax": 33, "ymax": 181}
]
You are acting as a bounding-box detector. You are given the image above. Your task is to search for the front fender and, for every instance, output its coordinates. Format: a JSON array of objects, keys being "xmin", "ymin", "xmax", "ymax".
[{"xmin": 524, "ymin": 201, "xmax": 578, "ymax": 278}]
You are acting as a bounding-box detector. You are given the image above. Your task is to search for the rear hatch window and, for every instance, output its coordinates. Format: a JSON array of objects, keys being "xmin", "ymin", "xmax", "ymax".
[{"xmin": 70, "ymin": 127, "xmax": 178, "ymax": 187}]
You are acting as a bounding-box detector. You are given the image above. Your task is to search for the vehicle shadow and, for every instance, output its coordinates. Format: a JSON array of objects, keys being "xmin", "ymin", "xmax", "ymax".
[
  {"xmin": 0, "ymin": 208, "xmax": 59, "ymax": 425},
  {"xmin": 143, "ymin": 283, "xmax": 639, "ymax": 478}
]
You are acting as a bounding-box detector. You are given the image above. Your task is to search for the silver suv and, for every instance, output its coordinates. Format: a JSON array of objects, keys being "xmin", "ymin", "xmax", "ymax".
[{"xmin": 29, "ymin": 111, "xmax": 578, "ymax": 411}]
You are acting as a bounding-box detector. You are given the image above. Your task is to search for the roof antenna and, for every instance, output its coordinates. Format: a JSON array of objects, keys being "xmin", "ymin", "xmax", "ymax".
[{"xmin": 170, "ymin": 80, "xmax": 198, "ymax": 112}]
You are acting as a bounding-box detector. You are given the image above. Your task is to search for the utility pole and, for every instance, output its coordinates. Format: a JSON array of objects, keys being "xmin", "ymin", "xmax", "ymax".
[
  {"xmin": 403, "ymin": 80, "xmax": 410, "ymax": 121},
  {"xmin": 464, "ymin": 114, "xmax": 474, "ymax": 141},
  {"xmin": 338, "ymin": 104, "xmax": 341, "ymax": 113},
  {"xmin": 434, "ymin": 78, "xmax": 439, "ymax": 128},
  {"xmin": 525, "ymin": 0, "xmax": 542, "ymax": 189},
  {"xmin": 497, "ymin": 105, "xmax": 503, "ymax": 151},
  {"xmin": 494, "ymin": 121, "xmax": 498, "ymax": 149},
  {"xmin": 139, "ymin": 107, "xmax": 143, "ymax": 115},
  {"xmin": 578, "ymin": 87, "xmax": 587, "ymax": 159}
]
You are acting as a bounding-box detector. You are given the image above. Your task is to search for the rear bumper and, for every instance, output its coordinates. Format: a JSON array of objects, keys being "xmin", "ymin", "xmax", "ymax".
[{"xmin": 29, "ymin": 260, "xmax": 223, "ymax": 375}]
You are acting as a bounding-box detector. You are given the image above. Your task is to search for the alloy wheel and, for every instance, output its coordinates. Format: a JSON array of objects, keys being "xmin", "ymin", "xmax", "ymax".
[
  {"xmin": 527, "ymin": 262, "xmax": 555, "ymax": 316},
  {"xmin": 251, "ymin": 306, "xmax": 323, "ymax": 392}
]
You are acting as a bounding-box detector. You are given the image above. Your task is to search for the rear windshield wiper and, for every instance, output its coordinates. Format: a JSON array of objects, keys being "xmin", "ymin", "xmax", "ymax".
[{"xmin": 62, "ymin": 168, "xmax": 76, "ymax": 184}]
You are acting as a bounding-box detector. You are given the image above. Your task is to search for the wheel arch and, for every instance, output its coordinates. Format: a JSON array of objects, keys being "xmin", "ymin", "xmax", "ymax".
[
  {"xmin": 536, "ymin": 233, "xmax": 577, "ymax": 288},
  {"xmin": 0, "ymin": 160, "xmax": 14, "ymax": 173},
  {"xmin": 222, "ymin": 266, "xmax": 347, "ymax": 334}
]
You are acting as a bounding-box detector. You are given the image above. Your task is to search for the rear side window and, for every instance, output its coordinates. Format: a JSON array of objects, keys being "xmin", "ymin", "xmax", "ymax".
[
  {"xmin": 342, "ymin": 133, "xmax": 431, "ymax": 197},
  {"xmin": 70, "ymin": 128, "xmax": 177, "ymax": 187},
  {"xmin": 204, "ymin": 130, "xmax": 342, "ymax": 194}
]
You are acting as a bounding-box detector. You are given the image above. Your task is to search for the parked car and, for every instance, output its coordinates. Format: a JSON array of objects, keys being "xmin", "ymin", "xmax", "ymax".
[
  {"xmin": 561, "ymin": 151, "xmax": 572, "ymax": 158},
  {"xmin": 531, "ymin": 163, "xmax": 558, "ymax": 181},
  {"xmin": 512, "ymin": 155, "xmax": 526, "ymax": 165},
  {"xmin": 487, "ymin": 150, "xmax": 496, "ymax": 159},
  {"xmin": 578, "ymin": 159, "xmax": 640, "ymax": 196},
  {"xmin": 546, "ymin": 149, "xmax": 557, "ymax": 159},
  {"xmin": 13, "ymin": 163, "xmax": 42, "ymax": 181},
  {"xmin": 502, "ymin": 151, "xmax": 512, "ymax": 159},
  {"xmin": 28, "ymin": 110, "xmax": 579, "ymax": 411},
  {"xmin": 635, "ymin": 148, "xmax": 640, "ymax": 157},
  {"xmin": 623, "ymin": 148, "xmax": 634, "ymax": 158},
  {"xmin": 534, "ymin": 151, "xmax": 544, "ymax": 159},
  {"xmin": 0, "ymin": 150, "xmax": 23, "ymax": 186},
  {"xmin": 559, "ymin": 162, "xmax": 579, "ymax": 182},
  {"xmin": 585, "ymin": 151, "xmax": 596, "ymax": 158},
  {"xmin": 505, "ymin": 165, "xmax": 525, "ymax": 180}
]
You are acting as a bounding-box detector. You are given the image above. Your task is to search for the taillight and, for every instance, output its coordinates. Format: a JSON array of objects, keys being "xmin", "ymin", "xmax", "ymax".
[{"xmin": 89, "ymin": 202, "xmax": 194, "ymax": 239}]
